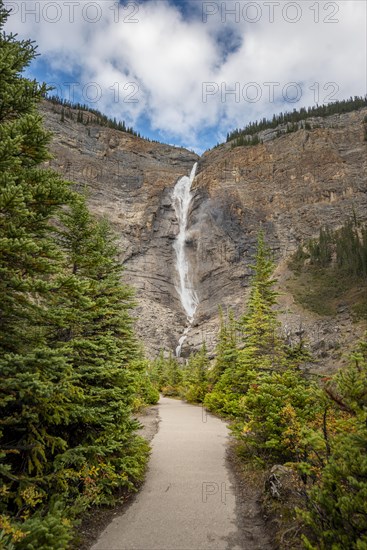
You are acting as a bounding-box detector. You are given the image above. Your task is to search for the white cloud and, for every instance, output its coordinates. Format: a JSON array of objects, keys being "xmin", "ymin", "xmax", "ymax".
[{"xmin": 5, "ymin": 0, "xmax": 366, "ymax": 150}]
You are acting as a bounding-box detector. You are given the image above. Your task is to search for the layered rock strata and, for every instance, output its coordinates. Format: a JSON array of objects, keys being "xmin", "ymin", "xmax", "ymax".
[{"xmin": 42, "ymin": 101, "xmax": 367, "ymax": 369}]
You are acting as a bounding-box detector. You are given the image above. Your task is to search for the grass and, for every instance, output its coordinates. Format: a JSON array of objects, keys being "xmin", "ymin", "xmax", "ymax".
[{"xmin": 286, "ymin": 264, "xmax": 367, "ymax": 320}]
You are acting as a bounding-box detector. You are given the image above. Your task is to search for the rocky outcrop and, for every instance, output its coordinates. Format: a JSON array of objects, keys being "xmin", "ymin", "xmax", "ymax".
[
  {"xmin": 185, "ymin": 109, "xmax": 367, "ymax": 368},
  {"xmin": 41, "ymin": 101, "xmax": 367, "ymax": 367}
]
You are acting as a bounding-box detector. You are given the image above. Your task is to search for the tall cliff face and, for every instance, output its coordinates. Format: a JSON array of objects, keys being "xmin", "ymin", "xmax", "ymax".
[
  {"xmin": 186, "ymin": 109, "xmax": 367, "ymax": 368},
  {"xmin": 41, "ymin": 101, "xmax": 367, "ymax": 368},
  {"xmin": 41, "ymin": 101, "xmax": 199, "ymax": 355}
]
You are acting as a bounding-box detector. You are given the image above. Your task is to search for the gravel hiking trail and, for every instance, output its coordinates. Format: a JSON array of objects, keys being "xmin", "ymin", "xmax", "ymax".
[{"xmin": 91, "ymin": 397, "xmax": 271, "ymax": 550}]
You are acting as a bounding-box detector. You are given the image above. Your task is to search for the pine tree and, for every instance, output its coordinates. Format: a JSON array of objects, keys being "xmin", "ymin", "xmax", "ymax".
[
  {"xmin": 210, "ymin": 308, "xmax": 238, "ymax": 386},
  {"xmin": 44, "ymin": 197, "xmax": 148, "ymax": 502},
  {"xmin": 0, "ymin": 3, "xmax": 77, "ymax": 543},
  {"xmin": 236, "ymin": 231, "xmax": 282, "ymax": 382},
  {"xmin": 205, "ymin": 233, "xmax": 283, "ymax": 416},
  {"xmin": 0, "ymin": 5, "xmax": 149, "ymax": 545},
  {"xmin": 182, "ymin": 343, "xmax": 210, "ymax": 403},
  {"xmin": 302, "ymin": 338, "xmax": 367, "ymax": 549}
]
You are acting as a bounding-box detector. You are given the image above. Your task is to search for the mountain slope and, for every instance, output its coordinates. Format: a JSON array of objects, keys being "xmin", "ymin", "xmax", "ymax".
[{"xmin": 41, "ymin": 101, "xmax": 367, "ymax": 366}]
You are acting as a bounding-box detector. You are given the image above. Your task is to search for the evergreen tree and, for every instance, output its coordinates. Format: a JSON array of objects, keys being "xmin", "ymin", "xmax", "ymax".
[
  {"xmin": 205, "ymin": 233, "xmax": 282, "ymax": 416},
  {"xmin": 45, "ymin": 198, "xmax": 147, "ymax": 504},
  {"xmin": 163, "ymin": 352, "xmax": 182, "ymax": 395},
  {"xmin": 151, "ymin": 351, "xmax": 182, "ymax": 396},
  {"xmin": 0, "ymin": 3, "xmax": 78, "ymax": 544},
  {"xmin": 150, "ymin": 349, "xmax": 166, "ymax": 388},
  {"xmin": 182, "ymin": 343, "xmax": 210, "ymax": 403},
  {"xmin": 308, "ymin": 227, "xmax": 333, "ymax": 267},
  {"xmin": 237, "ymin": 368, "xmax": 319, "ymax": 464},
  {"xmin": 227, "ymin": 95, "xmax": 367, "ymax": 147},
  {"xmin": 210, "ymin": 308, "xmax": 238, "ymax": 386},
  {"xmin": 231, "ymin": 235, "xmax": 320, "ymax": 462},
  {"xmin": 235, "ymin": 232, "xmax": 281, "ymax": 384},
  {"xmin": 303, "ymin": 338, "xmax": 367, "ymax": 549},
  {"xmin": 289, "ymin": 217, "xmax": 367, "ymax": 299},
  {"xmin": 0, "ymin": 6, "xmax": 149, "ymax": 545}
]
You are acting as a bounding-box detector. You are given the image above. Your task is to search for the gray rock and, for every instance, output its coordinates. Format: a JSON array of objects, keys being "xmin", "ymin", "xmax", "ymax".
[{"xmin": 41, "ymin": 100, "xmax": 367, "ymax": 364}]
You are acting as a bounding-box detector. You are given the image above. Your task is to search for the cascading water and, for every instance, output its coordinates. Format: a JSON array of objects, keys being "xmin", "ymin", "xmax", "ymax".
[{"xmin": 172, "ymin": 163, "xmax": 198, "ymax": 357}]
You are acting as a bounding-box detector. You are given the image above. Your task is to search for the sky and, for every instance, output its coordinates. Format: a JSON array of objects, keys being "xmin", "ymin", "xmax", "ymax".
[{"xmin": 4, "ymin": 0, "xmax": 367, "ymax": 153}]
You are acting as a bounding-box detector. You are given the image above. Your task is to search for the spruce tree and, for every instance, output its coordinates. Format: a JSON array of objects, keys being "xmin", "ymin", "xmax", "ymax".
[
  {"xmin": 182, "ymin": 343, "xmax": 209, "ymax": 403},
  {"xmin": 303, "ymin": 338, "xmax": 367, "ymax": 549},
  {"xmin": 0, "ymin": 3, "xmax": 77, "ymax": 544},
  {"xmin": 0, "ymin": 5, "xmax": 149, "ymax": 545},
  {"xmin": 205, "ymin": 233, "xmax": 282, "ymax": 416},
  {"xmin": 233, "ymin": 234, "xmax": 318, "ymax": 462},
  {"xmin": 242, "ymin": 231, "xmax": 279, "ymax": 344},
  {"xmin": 210, "ymin": 308, "xmax": 238, "ymax": 385},
  {"xmin": 44, "ymin": 197, "xmax": 148, "ymax": 503},
  {"xmin": 153, "ymin": 352, "xmax": 182, "ymax": 396},
  {"xmin": 234, "ymin": 231, "xmax": 282, "ymax": 392}
]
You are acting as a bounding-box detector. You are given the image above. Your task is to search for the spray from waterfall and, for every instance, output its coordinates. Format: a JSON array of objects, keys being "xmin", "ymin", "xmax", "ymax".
[{"xmin": 172, "ymin": 163, "xmax": 198, "ymax": 357}]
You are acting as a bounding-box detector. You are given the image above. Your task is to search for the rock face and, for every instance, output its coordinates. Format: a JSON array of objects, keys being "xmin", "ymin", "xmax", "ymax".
[
  {"xmin": 41, "ymin": 101, "xmax": 199, "ymax": 355},
  {"xmin": 186, "ymin": 109, "xmax": 367, "ymax": 366},
  {"xmin": 41, "ymin": 101, "xmax": 367, "ymax": 367}
]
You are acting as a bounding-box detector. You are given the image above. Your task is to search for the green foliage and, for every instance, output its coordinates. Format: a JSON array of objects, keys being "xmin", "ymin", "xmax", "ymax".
[
  {"xmin": 202, "ymin": 308, "xmax": 241, "ymax": 416},
  {"xmin": 335, "ymin": 220, "xmax": 367, "ymax": 278},
  {"xmin": 288, "ymin": 244, "xmax": 310, "ymax": 273},
  {"xmin": 150, "ymin": 344, "xmax": 210, "ymax": 405},
  {"xmin": 203, "ymin": 374, "xmax": 243, "ymax": 417},
  {"xmin": 17, "ymin": 500, "xmax": 73, "ymax": 550},
  {"xmin": 240, "ymin": 231, "xmax": 279, "ymax": 350},
  {"xmin": 224, "ymin": 234, "xmax": 321, "ymax": 464},
  {"xmin": 236, "ymin": 370, "xmax": 320, "ymax": 463},
  {"xmin": 47, "ymin": 95, "xmax": 139, "ymax": 137},
  {"xmin": 230, "ymin": 133, "xmax": 261, "ymax": 148},
  {"xmin": 302, "ymin": 339, "xmax": 367, "ymax": 549},
  {"xmin": 203, "ymin": 232, "xmax": 283, "ymax": 417},
  {"xmin": 150, "ymin": 351, "xmax": 182, "ymax": 396},
  {"xmin": 177, "ymin": 229, "xmax": 367, "ymax": 548},
  {"xmin": 131, "ymin": 358, "xmax": 160, "ymax": 410},
  {"xmin": 288, "ymin": 218, "xmax": 367, "ymax": 318},
  {"xmin": 209, "ymin": 308, "xmax": 238, "ymax": 386},
  {"xmin": 181, "ymin": 344, "xmax": 210, "ymax": 403},
  {"xmin": 0, "ymin": 5, "xmax": 150, "ymax": 546},
  {"xmin": 296, "ymin": 219, "xmax": 367, "ymax": 277},
  {"xmin": 45, "ymin": 198, "xmax": 149, "ymax": 503},
  {"xmin": 227, "ymin": 96, "xmax": 367, "ymax": 147},
  {"xmin": 308, "ymin": 227, "xmax": 334, "ymax": 268}
]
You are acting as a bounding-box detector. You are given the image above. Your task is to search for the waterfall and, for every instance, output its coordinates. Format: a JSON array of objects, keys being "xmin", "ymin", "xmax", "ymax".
[{"xmin": 172, "ymin": 163, "xmax": 198, "ymax": 356}]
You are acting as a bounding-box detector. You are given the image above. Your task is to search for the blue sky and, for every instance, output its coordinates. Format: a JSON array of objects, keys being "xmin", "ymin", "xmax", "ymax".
[{"xmin": 5, "ymin": 0, "xmax": 367, "ymax": 153}]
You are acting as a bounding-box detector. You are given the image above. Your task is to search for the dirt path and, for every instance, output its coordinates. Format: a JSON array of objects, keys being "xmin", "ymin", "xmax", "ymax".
[{"xmin": 91, "ymin": 397, "xmax": 271, "ymax": 550}]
